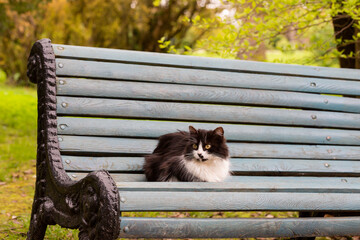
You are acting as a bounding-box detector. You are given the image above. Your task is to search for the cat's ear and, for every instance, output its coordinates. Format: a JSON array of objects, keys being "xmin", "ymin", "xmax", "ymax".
[
  {"xmin": 213, "ymin": 127, "xmax": 224, "ymax": 137},
  {"xmin": 189, "ymin": 126, "xmax": 197, "ymax": 134}
]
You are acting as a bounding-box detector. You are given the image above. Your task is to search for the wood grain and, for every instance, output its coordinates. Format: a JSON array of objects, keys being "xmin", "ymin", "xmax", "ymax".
[
  {"xmin": 57, "ymin": 117, "xmax": 360, "ymax": 145},
  {"xmin": 62, "ymin": 155, "xmax": 360, "ymax": 176},
  {"xmin": 119, "ymin": 217, "xmax": 360, "ymax": 238},
  {"xmin": 56, "ymin": 78, "xmax": 360, "ymax": 113},
  {"xmin": 54, "ymin": 59, "xmax": 360, "ymax": 95},
  {"xmin": 52, "ymin": 44, "xmax": 360, "ymax": 80},
  {"xmin": 118, "ymin": 191, "xmax": 360, "ymax": 211},
  {"xmin": 56, "ymin": 97, "xmax": 360, "ymax": 129},
  {"xmin": 58, "ymin": 135, "xmax": 360, "ymax": 159},
  {"xmin": 68, "ymin": 172, "xmax": 359, "ymax": 187}
]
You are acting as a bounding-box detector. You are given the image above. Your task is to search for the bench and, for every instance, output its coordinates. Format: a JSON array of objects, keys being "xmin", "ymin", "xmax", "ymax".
[{"xmin": 27, "ymin": 38, "xmax": 360, "ymax": 239}]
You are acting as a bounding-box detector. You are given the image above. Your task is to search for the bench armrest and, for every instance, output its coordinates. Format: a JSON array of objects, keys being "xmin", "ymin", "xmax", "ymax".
[{"xmin": 27, "ymin": 39, "xmax": 120, "ymax": 240}]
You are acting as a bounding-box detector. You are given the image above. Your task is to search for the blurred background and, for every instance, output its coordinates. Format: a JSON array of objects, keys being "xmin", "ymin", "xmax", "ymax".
[
  {"xmin": 0, "ymin": 0, "xmax": 359, "ymax": 239},
  {"xmin": 1, "ymin": 0, "xmax": 359, "ymax": 86}
]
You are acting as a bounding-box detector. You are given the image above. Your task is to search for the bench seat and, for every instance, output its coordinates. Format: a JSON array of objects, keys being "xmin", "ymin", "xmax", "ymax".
[{"xmin": 27, "ymin": 38, "xmax": 360, "ymax": 239}]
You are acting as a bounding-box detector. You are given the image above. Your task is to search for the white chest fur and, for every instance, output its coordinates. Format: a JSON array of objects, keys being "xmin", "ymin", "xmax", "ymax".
[{"xmin": 183, "ymin": 157, "xmax": 230, "ymax": 182}]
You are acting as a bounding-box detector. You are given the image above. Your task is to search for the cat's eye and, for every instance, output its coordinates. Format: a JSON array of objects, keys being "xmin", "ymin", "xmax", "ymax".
[
  {"xmin": 192, "ymin": 144, "xmax": 198, "ymax": 149},
  {"xmin": 205, "ymin": 144, "xmax": 211, "ymax": 149}
]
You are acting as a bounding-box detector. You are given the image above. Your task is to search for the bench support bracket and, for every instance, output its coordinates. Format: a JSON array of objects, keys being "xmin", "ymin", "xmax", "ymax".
[{"xmin": 26, "ymin": 39, "xmax": 120, "ymax": 240}]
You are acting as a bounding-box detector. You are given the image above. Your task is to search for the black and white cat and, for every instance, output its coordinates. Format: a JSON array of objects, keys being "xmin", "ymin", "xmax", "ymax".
[{"xmin": 144, "ymin": 126, "xmax": 230, "ymax": 182}]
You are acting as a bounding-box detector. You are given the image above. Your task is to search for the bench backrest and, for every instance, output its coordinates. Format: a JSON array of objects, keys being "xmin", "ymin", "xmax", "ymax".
[{"xmin": 53, "ymin": 44, "xmax": 360, "ymax": 212}]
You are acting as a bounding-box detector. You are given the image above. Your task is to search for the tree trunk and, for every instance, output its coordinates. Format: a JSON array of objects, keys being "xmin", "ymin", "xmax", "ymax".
[{"xmin": 332, "ymin": 14, "xmax": 360, "ymax": 69}]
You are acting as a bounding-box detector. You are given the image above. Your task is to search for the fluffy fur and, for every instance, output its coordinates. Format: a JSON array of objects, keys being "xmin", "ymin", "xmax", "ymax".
[{"xmin": 144, "ymin": 126, "xmax": 230, "ymax": 182}]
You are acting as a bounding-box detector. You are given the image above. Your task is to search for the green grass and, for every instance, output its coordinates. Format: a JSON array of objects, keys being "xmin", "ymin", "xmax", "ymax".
[
  {"xmin": 0, "ymin": 84, "xmax": 37, "ymax": 182},
  {"xmin": 191, "ymin": 49, "xmax": 340, "ymax": 68},
  {"xmin": 266, "ymin": 50, "xmax": 340, "ymax": 68}
]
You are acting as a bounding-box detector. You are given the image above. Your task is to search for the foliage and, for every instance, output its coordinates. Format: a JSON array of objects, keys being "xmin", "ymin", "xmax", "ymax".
[
  {"xmin": 0, "ymin": 68, "xmax": 6, "ymax": 84},
  {"xmin": 0, "ymin": 0, "xmax": 221, "ymax": 85},
  {"xmin": 1, "ymin": 0, "xmax": 359, "ymax": 84},
  {"xmin": 167, "ymin": 0, "xmax": 359, "ymax": 67},
  {"xmin": 0, "ymin": 0, "xmax": 47, "ymax": 85}
]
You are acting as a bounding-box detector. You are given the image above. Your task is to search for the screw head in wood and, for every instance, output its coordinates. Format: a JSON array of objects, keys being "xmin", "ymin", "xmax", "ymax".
[
  {"xmin": 326, "ymin": 136, "xmax": 331, "ymax": 141},
  {"xmin": 311, "ymin": 115, "xmax": 317, "ymax": 120},
  {"xmin": 310, "ymin": 82, "xmax": 316, "ymax": 87},
  {"xmin": 57, "ymin": 46, "xmax": 64, "ymax": 50},
  {"xmin": 120, "ymin": 197, "xmax": 126, "ymax": 203},
  {"xmin": 123, "ymin": 226, "xmax": 129, "ymax": 233},
  {"xmin": 72, "ymin": 174, "xmax": 77, "ymax": 178},
  {"xmin": 324, "ymin": 163, "xmax": 330, "ymax": 168},
  {"xmin": 59, "ymin": 124, "xmax": 67, "ymax": 130},
  {"xmin": 59, "ymin": 80, "xmax": 65, "ymax": 85},
  {"xmin": 65, "ymin": 159, "xmax": 71, "ymax": 164},
  {"xmin": 58, "ymin": 63, "xmax": 64, "ymax": 68},
  {"xmin": 324, "ymin": 99, "xmax": 328, "ymax": 104},
  {"xmin": 58, "ymin": 137, "xmax": 63, "ymax": 142},
  {"xmin": 61, "ymin": 102, "xmax": 68, "ymax": 108}
]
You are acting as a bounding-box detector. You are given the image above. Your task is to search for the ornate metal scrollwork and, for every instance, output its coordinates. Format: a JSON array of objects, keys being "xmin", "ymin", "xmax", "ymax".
[{"xmin": 27, "ymin": 39, "xmax": 120, "ymax": 240}]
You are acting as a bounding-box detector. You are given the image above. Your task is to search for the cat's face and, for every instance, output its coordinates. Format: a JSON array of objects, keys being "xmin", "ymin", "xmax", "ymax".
[{"xmin": 185, "ymin": 126, "xmax": 229, "ymax": 162}]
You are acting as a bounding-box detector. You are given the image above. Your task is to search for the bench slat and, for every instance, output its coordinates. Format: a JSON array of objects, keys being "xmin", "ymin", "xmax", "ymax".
[
  {"xmin": 68, "ymin": 173, "xmax": 360, "ymax": 192},
  {"xmin": 115, "ymin": 179, "xmax": 360, "ymax": 192},
  {"xmin": 54, "ymin": 59, "xmax": 360, "ymax": 96},
  {"xmin": 68, "ymin": 172, "xmax": 146, "ymax": 182},
  {"xmin": 119, "ymin": 217, "xmax": 360, "ymax": 238},
  {"xmin": 62, "ymin": 156, "xmax": 360, "ymax": 176},
  {"xmin": 59, "ymin": 135, "xmax": 360, "ymax": 159},
  {"xmin": 56, "ymin": 97, "xmax": 360, "ymax": 129},
  {"xmin": 52, "ymin": 44, "xmax": 360, "ymax": 80},
  {"xmin": 58, "ymin": 117, "xmax": 360, "ymax": 145},
  {"xmin": 57, "ymin": 78, "xmax": 360, "ymax": 113},
  {"xmin": 118, "ymin": 191, "xmax": 360, "ymax": 211}
]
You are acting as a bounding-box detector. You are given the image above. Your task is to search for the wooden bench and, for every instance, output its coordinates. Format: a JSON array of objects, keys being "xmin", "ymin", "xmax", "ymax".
[{"xmin": 27, "ymin": 38, "xmax": 360, "ymax": 239}]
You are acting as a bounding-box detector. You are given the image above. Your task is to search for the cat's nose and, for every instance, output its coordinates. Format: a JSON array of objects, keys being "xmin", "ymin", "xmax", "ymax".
[{"xmin": 198, "ymin": 153, "xmax": 204, "ymax": 159}]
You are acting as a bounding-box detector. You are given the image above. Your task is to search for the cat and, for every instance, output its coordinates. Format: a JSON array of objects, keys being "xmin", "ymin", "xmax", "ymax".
[{"xmin": 144, "ymin": 126, "xmax": 230, "ymax": 182}]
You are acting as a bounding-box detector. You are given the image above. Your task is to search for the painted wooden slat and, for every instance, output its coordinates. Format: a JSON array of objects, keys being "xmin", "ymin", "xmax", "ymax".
[
  {"xmin": 115, "ymin": 178, "xmax": 360, "ymax": 192},
  {"xmin": 54, "ymin": 59, "xmax": 360, "ymax": 96},
  {"xmin": 67, "ymin": 172, "xmax": 146, "ymax": 182},
  {"xmin": 67, "ymin": 172, "xmax": 360, "ymax": 192},
  {"xmin": 52, "ymin": 44, "xmax": 360, "ymax": 80},
  {"xmin": 58, "ymin": 135, "xmax": 360, "ymax": 159},
  {"xmin": 118, "ymin": 191, "xmax": 360, "ymax": 211},
  {"xmin": 56, "ymin": 78, "xmax": 360, "ymax": 113},
  {"xmin": 56, "ymin": 97, "xmax": 360, "ymax": 129},
  {"xmin": 70, "ymin": 173, "xmax": 360, "ymax": 191},
  {"xmin": 57, "ymin": 117, "xmax": 360, "ymax": 145},
  {"xmin": 62, "ymin": 156, "xmax": 360, "ymax": 176},
  {"xmin": 119, "ymin": 217, "xmax": 360, "ymax": 238},
  {"xmin": 63, "ymin": 156, "xmax": 144, "ymax": 172}
]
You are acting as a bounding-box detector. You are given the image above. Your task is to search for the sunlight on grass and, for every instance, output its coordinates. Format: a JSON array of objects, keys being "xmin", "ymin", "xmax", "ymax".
[
  {"xmin": 0, "ymin": 84, "xmax": 37, "ymax": 182},
  {"xmin": 266, "ymin": 50, "xmax": 340, "ymax": 68}
]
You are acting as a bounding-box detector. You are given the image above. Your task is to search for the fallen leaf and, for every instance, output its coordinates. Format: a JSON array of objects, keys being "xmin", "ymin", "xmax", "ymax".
[{"xmin": 23, "ymin": 170, "xmax": 34, "ymax": 175}]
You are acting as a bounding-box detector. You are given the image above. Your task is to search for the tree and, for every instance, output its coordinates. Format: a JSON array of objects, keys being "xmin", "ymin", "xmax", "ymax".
[
  {"xmin": 0, "ymin": 0, "xmax": 48, "ymax": 85},
  {"xmin": 0, "ymin": 0, "xmax": 221, "ymax": 85},
  {"xmin": 178, "ymin": 0, "xmax": 360, "ymax": 68}
]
